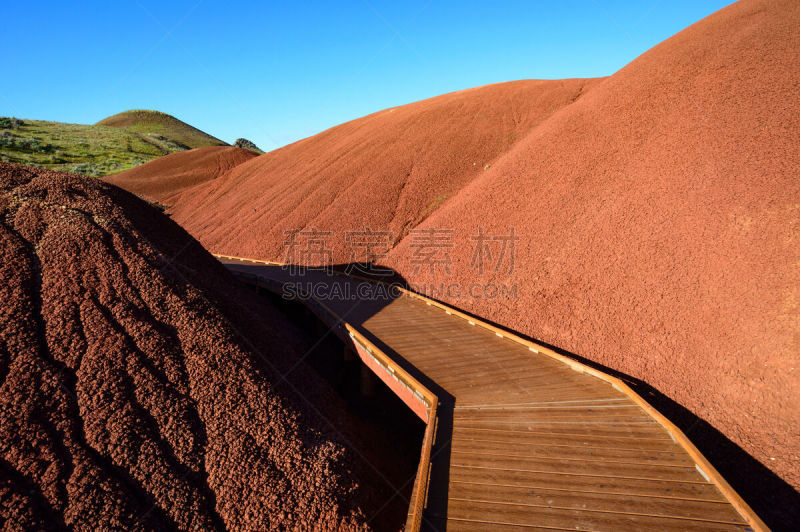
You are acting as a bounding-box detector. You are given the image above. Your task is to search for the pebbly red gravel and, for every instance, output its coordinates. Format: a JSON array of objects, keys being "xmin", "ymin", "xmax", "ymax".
[
  {"xmin": 105, "ymin": 146, "xmax": 258, "ymax": 204},
  {"xmin": 0, "ymin": 163, "xmax": 403, "ymax": 530}
]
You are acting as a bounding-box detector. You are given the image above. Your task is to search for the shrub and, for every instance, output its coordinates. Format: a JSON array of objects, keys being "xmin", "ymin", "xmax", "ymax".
[
  {"xmin": 68, "ymin": 163, "xmax": 102, "ymax": 176},
  {"xmin": 0, "ymin": 117, "xmax": 23, "ymax": 129},
  {"xmin": 233, "ymin": 138, "xmax": 261, "ymax": 152},
  {"xmin": 0, "ymin": 131, "xmax": 15, "ymax": 148}
]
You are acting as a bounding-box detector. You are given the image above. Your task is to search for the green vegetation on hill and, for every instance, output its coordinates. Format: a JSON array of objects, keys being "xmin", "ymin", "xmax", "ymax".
[
  {"xmin": 0, "ymin": 110, "xmax": 228, "ymax": 176},
  {"xmin": 97, "ymin": 110, "xmax": 227, "ymax": 151},
  {"xmin": 0, "ymin": 118, "xmax": 164, "ymax": 176}
]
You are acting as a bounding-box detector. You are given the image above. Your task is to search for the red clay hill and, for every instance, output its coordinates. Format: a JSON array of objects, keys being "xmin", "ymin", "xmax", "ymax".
[
  {"xmin": 107, "ymin": 0, "xmax": 799, "ymax": 525},
  {"xmin": 0, "ymin": 163, "xmax": 409, "ymax": 530},
  {"xmin": 105, "ymin": 145, "xmax": 258, "ymax": 203},
  {"xmin": 163, "ymin": 78, "xmax": 602, "ymax": 258}
]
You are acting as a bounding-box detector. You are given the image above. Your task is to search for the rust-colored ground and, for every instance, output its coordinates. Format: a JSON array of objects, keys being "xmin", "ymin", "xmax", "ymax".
[
  {"xmin": 0, "ymin": 163, "xmax": 409, "ymax": 530},
  {"xmin": 105, "ymin": 145, "xmax": 257, "ymax": 203},
  {"xmin": 165, "ymin": 78, "xmax": 601, "ymax": 259}
]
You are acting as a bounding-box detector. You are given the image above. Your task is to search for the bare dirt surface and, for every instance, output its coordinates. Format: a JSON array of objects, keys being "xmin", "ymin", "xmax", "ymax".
[
  {"xmin": 163, "ymin": 78, "xmax": 601, "ymax": 259},
  {"xmin": 0, "ymin": 163, "xmax": 407, "ymax": 530},
  {"xmin": 105, "ymin": 146, "xmax": 258, "ymax": 203}
]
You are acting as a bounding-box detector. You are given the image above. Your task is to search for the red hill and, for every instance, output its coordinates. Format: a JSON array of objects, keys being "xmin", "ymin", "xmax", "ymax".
[
  {"xmin": 166, "ymin": 78, "xmax": 601, "ymax": 258},
  {"xmin": 0, "ymin": 163, "xmax": 401, "ymax": 530},
  {"xmin": 104, "ymin": 145, "xmax": 258, "ymax": 203}
]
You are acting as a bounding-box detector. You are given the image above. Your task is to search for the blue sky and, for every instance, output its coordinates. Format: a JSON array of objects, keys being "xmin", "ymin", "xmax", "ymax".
[{"xmin": 1, "ymin": 1, "xmax": 733, "ymax": 151}]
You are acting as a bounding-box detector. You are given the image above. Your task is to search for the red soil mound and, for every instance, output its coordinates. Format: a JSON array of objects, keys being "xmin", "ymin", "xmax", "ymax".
[
  {"xmin": 105, "ymin": 146, "xmax": 258, "ymax": 203},
  {"xmin": 387, "ymin": 0, "xmax": 800, "ymax": 511},
  {"xmin": 0, "ymin": 163, "xmax": 402, "ymax": 530},
  {"xmin": 166, "ymin": 78, "xmax": 601, "ymax": 259}
]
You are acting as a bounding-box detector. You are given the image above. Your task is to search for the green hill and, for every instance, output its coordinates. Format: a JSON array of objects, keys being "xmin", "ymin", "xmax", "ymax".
[
  {"xmin": 96, "ymin": 110, "xmax": 227, "ymax": 150},
  {"xmin": 0, "ymin": 111, "xmax": 227, "ymax": 176}
]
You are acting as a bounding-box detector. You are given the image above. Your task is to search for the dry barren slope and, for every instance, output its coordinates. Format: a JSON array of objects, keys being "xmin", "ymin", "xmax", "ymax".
[
  {"xmin": 165, "ymin": 78, "xmax": 601, "ymax": 260},
  {"xmin": 386, "ymin": 0, "xmax": 800, "ymax": 512},
  {"xmin": 0, "ymin": 163, "xmax": 397, "ymax": 530},
  {"xmin": 104, "ymin": 146, "xmax": 258, "ymax": 203}
]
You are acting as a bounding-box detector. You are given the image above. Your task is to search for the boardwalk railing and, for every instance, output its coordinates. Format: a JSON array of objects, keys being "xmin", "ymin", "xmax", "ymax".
[
  {"xmin": 215, "ymin": 253, "xmax": 767, "ymax": 532},
  {"xmin": 215, "ymin": 255, "xmax": 438, "ymax": 531}
]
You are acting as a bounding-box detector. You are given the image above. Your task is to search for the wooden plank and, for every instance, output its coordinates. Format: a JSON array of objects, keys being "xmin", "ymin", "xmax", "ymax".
[
  {"xmin": 449, "ymin": 456, "xmax": 704, "ymax": 483},
  {"xmin": 448, "ymin": 466, "xmax": 728, "ymax": 502},
  {"xmin": 451, "ymin": 388, "xmax": 627, "ymax": 404},
  {"xmin": 453, "ymin": 406, "xmax": 651, "ymax": 422},
  {"xmin": 454, "ymin": 397, "xmax": 630, "ymax": 407},
  {"xmin": 442, "ymin": 499, "xmax": 751, "ymax": 531},
  {"xmin": 452, "ymin": 427, "xmax": 681, "ymax": 450},
  {"xmin": 453, "ymin": 422, "xmax": 670, "ymax": 440},
  {"xmin": 449, "ymin": 440, "xmax": 693, "ymax": 466},
  {"xmin": 445, "ymin": 482, "xmax": 745, "ymax": 523}
]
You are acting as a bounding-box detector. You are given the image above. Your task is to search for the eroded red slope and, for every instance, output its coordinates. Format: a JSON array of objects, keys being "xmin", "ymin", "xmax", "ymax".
[
  {"xmin": 104, "ymin": 145, "xmax": 258, "ymax": 203},
  {"xmin": 166, "ymin": 79, "xmax": 601, "ymax": 259},
  {"xmin": 387, "ymin": 0, "xmax": 800, "ymax": 504},
  {"xmin": 0, "ymin": 163, "xmax": 400, "ymax": 530}
]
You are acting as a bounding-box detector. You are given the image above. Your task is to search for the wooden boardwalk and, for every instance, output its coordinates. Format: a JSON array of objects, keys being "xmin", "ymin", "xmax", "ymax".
[{"xmin": 217, "ymin": 256, "xmax": 766, "ymax": 532}]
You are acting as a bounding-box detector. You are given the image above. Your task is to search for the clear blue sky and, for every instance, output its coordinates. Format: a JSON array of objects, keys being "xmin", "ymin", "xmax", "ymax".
[{"xmin": 1, "ymin": 1, "xmax": 733, "ymax": 151}]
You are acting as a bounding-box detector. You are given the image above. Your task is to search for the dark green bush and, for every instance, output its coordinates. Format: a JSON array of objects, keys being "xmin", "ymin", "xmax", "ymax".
[{"xmin": 0, "ymin": 117, "xmax": 23, "ymax": 129}]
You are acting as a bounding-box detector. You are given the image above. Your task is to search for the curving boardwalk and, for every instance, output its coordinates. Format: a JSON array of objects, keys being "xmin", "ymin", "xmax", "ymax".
[{"xmin": 217, "ymin": 256, "xmax": 766, "ymax": 532}]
